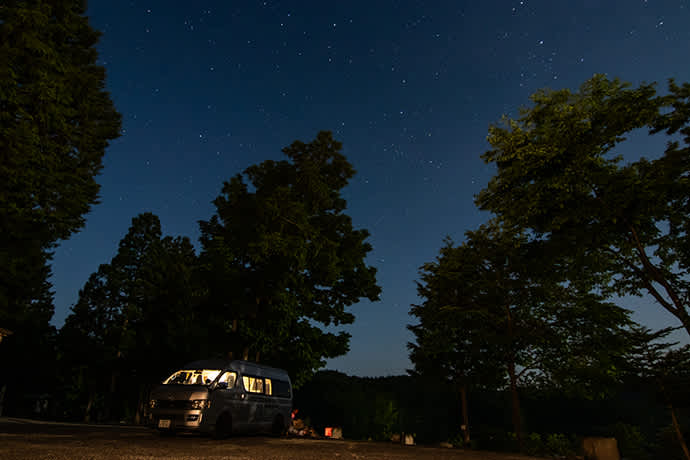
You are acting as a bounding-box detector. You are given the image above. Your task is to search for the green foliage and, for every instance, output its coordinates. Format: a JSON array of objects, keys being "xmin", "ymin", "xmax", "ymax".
[
  {"xmin": 198, "ymin": 131, "xmax": 380, "ymax": 386},
  {"xmin": 296, "ymin": 369, "xmax": 686, "ymax": 456},
  {"xmin": 624, "ymin": 325, "xmax": 690, "ymax": 388},
  {"xmin": 448, "ymin": 430, "xmax": 467, "ymax": 448},
  {"xmin": 408, "ymin": 232, "xmax": 506, "ymax": 390},
  {"xmin": 0, "ymin": 0, "xmax": 119, "ymax": 412},
  {"xmin": 372, "ymin": 396, "xmax": 399, "ymax": 441},
  {"xmin": 477, "ymin": 74, "xmax": 690, "ymax": 338},
  {"xmin": 524, "ymin": 432, "xmax": 543, "ymax": 456},
  {"xmin": 409, "ymin": 220, "xmax": 633, "ymax": 447},
  {"xmin": 544, "ymin": 433, "xmax": 578, "ymax": 458}
]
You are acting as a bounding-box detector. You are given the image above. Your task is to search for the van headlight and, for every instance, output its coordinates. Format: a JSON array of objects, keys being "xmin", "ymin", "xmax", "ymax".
[
  {"xmin": 148, "ymin": 400, "xmax": 157, "ymax": 409},
  {"xmin": 190, "ymin": 400, "xmax": 211, "ymax": 409}
]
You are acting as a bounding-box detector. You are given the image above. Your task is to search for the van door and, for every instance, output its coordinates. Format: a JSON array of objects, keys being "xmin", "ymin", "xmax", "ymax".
[
  {"xmin": 242, "ymin": 375, "xmax": 267, "ymax": 426},
  {"xmin": 207, "ymin": 371, "xmax": 243, "ymax": 431}
]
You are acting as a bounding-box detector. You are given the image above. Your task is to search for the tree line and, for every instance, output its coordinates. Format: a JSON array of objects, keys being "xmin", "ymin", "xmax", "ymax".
[{"xmin": 2, "ymin": 3, "xmax": 690, "ymax": 458}]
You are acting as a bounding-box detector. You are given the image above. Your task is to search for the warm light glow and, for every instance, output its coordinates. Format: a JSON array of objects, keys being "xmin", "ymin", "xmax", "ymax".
[
  {"xmin": 163, "ymin": 369, "xmax": 222, "ymax": 385},
  {"xmin": 242, "ymin": 376, "xmax": 265, "ymax": 393}
]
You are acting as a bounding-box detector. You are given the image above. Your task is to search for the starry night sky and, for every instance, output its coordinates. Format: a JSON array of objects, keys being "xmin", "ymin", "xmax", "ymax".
[{"xmin": 50, "ymin": 0, "xmax": 690, "ymax": 376}]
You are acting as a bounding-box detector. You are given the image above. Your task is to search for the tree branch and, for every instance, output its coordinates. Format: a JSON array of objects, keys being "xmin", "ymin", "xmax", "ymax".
[
  {"xmin": 625, "ymin": 223, "xmax": 688, "ymax": 326},
  {"xmin": 602, "ymin": 245, "xmax": 680, "ymax": 318}
]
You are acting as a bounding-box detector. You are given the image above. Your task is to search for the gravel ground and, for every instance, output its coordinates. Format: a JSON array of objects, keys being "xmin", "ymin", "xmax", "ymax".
[{"xmin": 0, "ymin": 417, "xmax": 543, "ymax": 460}]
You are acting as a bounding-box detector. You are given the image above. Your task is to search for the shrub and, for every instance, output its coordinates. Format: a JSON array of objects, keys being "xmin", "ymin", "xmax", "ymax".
[
  {"xmin": 609, "ymin": 422, "xmax": 652, "ymax": 460},
  {"xmin": 448, "ymin": 430, "xmax": 466, "ymax": 448},
  {"xmin": 544, "ymin": 433, "xmax": 577, "ymax": 458},
  {"xmin": 524, "ymin": 432, "xmax": 544, "ymax": 456}
]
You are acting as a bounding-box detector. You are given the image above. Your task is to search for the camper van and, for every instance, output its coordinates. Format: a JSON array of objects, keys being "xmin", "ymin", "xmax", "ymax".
[{"xmin": 147, "ymin": 359, "xmax": 292, "ymax": 437}]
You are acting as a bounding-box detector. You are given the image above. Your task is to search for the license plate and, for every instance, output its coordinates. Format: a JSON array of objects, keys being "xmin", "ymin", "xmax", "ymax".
[{"xmin": 158, "ymin": 419, "xmax": 171, "ymax": 429}]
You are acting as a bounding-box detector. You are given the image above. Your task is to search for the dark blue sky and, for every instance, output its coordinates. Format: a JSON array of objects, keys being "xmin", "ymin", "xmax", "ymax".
[{"xmin": 51, "ymin": 0, "xmax": 690, "ymax": 376}]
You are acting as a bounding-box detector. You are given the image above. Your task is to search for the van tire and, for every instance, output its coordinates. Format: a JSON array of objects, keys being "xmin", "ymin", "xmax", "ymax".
[
  {"xmin": 214, "ymin": 413, "xmax": 233, "ymax": 439},
  {"xmin": 271, "ymin": 414, "xmax": 286, "ymax": 437}
]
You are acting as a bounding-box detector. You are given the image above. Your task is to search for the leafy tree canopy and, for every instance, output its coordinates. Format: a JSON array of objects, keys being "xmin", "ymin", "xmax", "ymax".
[
  {"xmin": 476, "ymin": 75, "xmax": 690, "ymax": 336},
  {"xmin": 0, "ymin": 0, "xmax": 121, "ymax": 332},
  {"xmin": 199, "ymin": 131, "xmax": 381, "ymax": 386},
  {"xmin": 408, "ymin": 235, "xmax": 506, "ymax": 390}
]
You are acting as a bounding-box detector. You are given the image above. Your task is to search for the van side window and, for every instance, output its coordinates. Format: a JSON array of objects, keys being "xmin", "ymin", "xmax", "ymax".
[
  {"xmin": 218, "ymin": 371, "xmax": 237, "ymax": 388},
  {"xmin": 272, "ymin": 380, "xmax": 291, "ymax": 398},
  {"xmin": 242, "ymin": 375, "xmax": 264, "ymax": 393}
]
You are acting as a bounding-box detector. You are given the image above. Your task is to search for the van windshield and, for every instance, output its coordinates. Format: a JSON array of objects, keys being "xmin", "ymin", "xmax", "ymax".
[{"xmin": 163, "ymin": 369, "xmax": 221, "ymax": 386}]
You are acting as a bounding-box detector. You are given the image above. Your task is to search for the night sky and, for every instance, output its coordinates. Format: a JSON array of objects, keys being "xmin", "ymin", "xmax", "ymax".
[{"xmin": 50, "ymin": 0, "xmax": 690, "ymax": 376}]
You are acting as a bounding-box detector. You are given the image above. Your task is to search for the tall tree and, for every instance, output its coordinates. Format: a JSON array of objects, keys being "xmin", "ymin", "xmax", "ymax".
[
  {"xmin": 409, "ymin": 222, "xmax": 632, "ymax": 450},
  {"xmin": 409, "ymin": 238, "xmax": 505, "ymax": 446},
  {"xmin": 199, "ymin": 131, "xmax": 381, "ymax": 387},
  {"xmin": 0, "ymin": 0, "xmax": 120, "ymax": 412},
  {"xmin": 59, "ymin": 213, "xmax": 199, "ymax": 421},
  {"xmin": 476, "ymin": 75, "xmax": 690, "ymax": 337}
]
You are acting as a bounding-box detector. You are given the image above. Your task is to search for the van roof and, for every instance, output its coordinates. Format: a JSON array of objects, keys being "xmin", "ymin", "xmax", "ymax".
[
  {"xmin": 181, "ymin": 359, "xmax": 230, "ymax": 370},
  {"xmin": 228, "ymin": 360, "xmax": 290, "ymax": 379}
]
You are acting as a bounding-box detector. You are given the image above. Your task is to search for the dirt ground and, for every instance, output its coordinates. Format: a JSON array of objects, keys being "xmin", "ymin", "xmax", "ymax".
[{"xmin": 0, "ymin": 417, "xmax": 544, "ymax": 460}]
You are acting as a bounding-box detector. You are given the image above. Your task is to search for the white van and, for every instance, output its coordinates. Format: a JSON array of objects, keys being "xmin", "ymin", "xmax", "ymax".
[{"xmin": 147, "ymin": 359, "xmax": 292, "ymax": 437}]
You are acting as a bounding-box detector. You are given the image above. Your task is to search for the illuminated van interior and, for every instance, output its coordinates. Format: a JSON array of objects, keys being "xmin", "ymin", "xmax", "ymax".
[{"xmin": 163, "ymin": 369, "xmax": 236, "ymax": 386}]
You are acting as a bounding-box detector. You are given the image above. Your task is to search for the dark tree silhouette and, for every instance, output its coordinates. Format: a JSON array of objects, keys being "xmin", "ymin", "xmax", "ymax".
[
  {"xmin": 0, "ymin": 0, "xmax": 121, "ymax": 414},
  {"xmin": 199, "ymin": 131, "xmax": 381, "ymax": 387},
  {"xmin": 59, "ymin": 213, "xmax": 198, "ymax": 422}
]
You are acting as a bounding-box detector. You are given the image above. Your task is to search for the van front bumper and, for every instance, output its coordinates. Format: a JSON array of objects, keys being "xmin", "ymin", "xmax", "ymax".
[{"xmin": 149, "ymin": 409, "xmax": 206, "ymax": 432}]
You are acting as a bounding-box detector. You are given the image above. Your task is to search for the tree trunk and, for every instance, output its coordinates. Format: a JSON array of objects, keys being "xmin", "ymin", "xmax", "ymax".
[
  {"xmin": 657, "ymin": 377, "xmax": 690, "ymax": 460},
  {"xmin": 662, "ymin": 377, "xmax": 690, "ymax": 460},
  {"xmin": 459, "ymin": 384, "xmax": 470, "ymax": 446},
  {"xmin": 84, "ymin": 390, "xmax": 95, "ymax": 423},
  {"xmin": 503, "ymin": 303, "xmax": 523, "ymax": 452},
  {"xmin": 255, "ymin": 351, "xmax": 261, "ymax": 363},
  {"xmin": 103, "ymin": 370, "xmax": 119, "ymax": 422},
  {"xmin": 507, "ymin": 360, "xmax": 523, "ymax": 452},
  {"xmin": 134, "ymin": 385, "xmax": 148, "ymax": 425},
  {"xmin": 242, "ymin": 347, "xmax": 249, "ymax": 361},
  {"xmin": 670, "ymin": 402, "xmax": 690, "ymax": 460}
]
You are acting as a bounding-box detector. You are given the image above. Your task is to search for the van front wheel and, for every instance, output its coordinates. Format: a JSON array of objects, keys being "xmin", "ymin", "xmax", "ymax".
[{"xmin": 214, "ymin": 413, "xmax": 232, "ymax": 439}]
